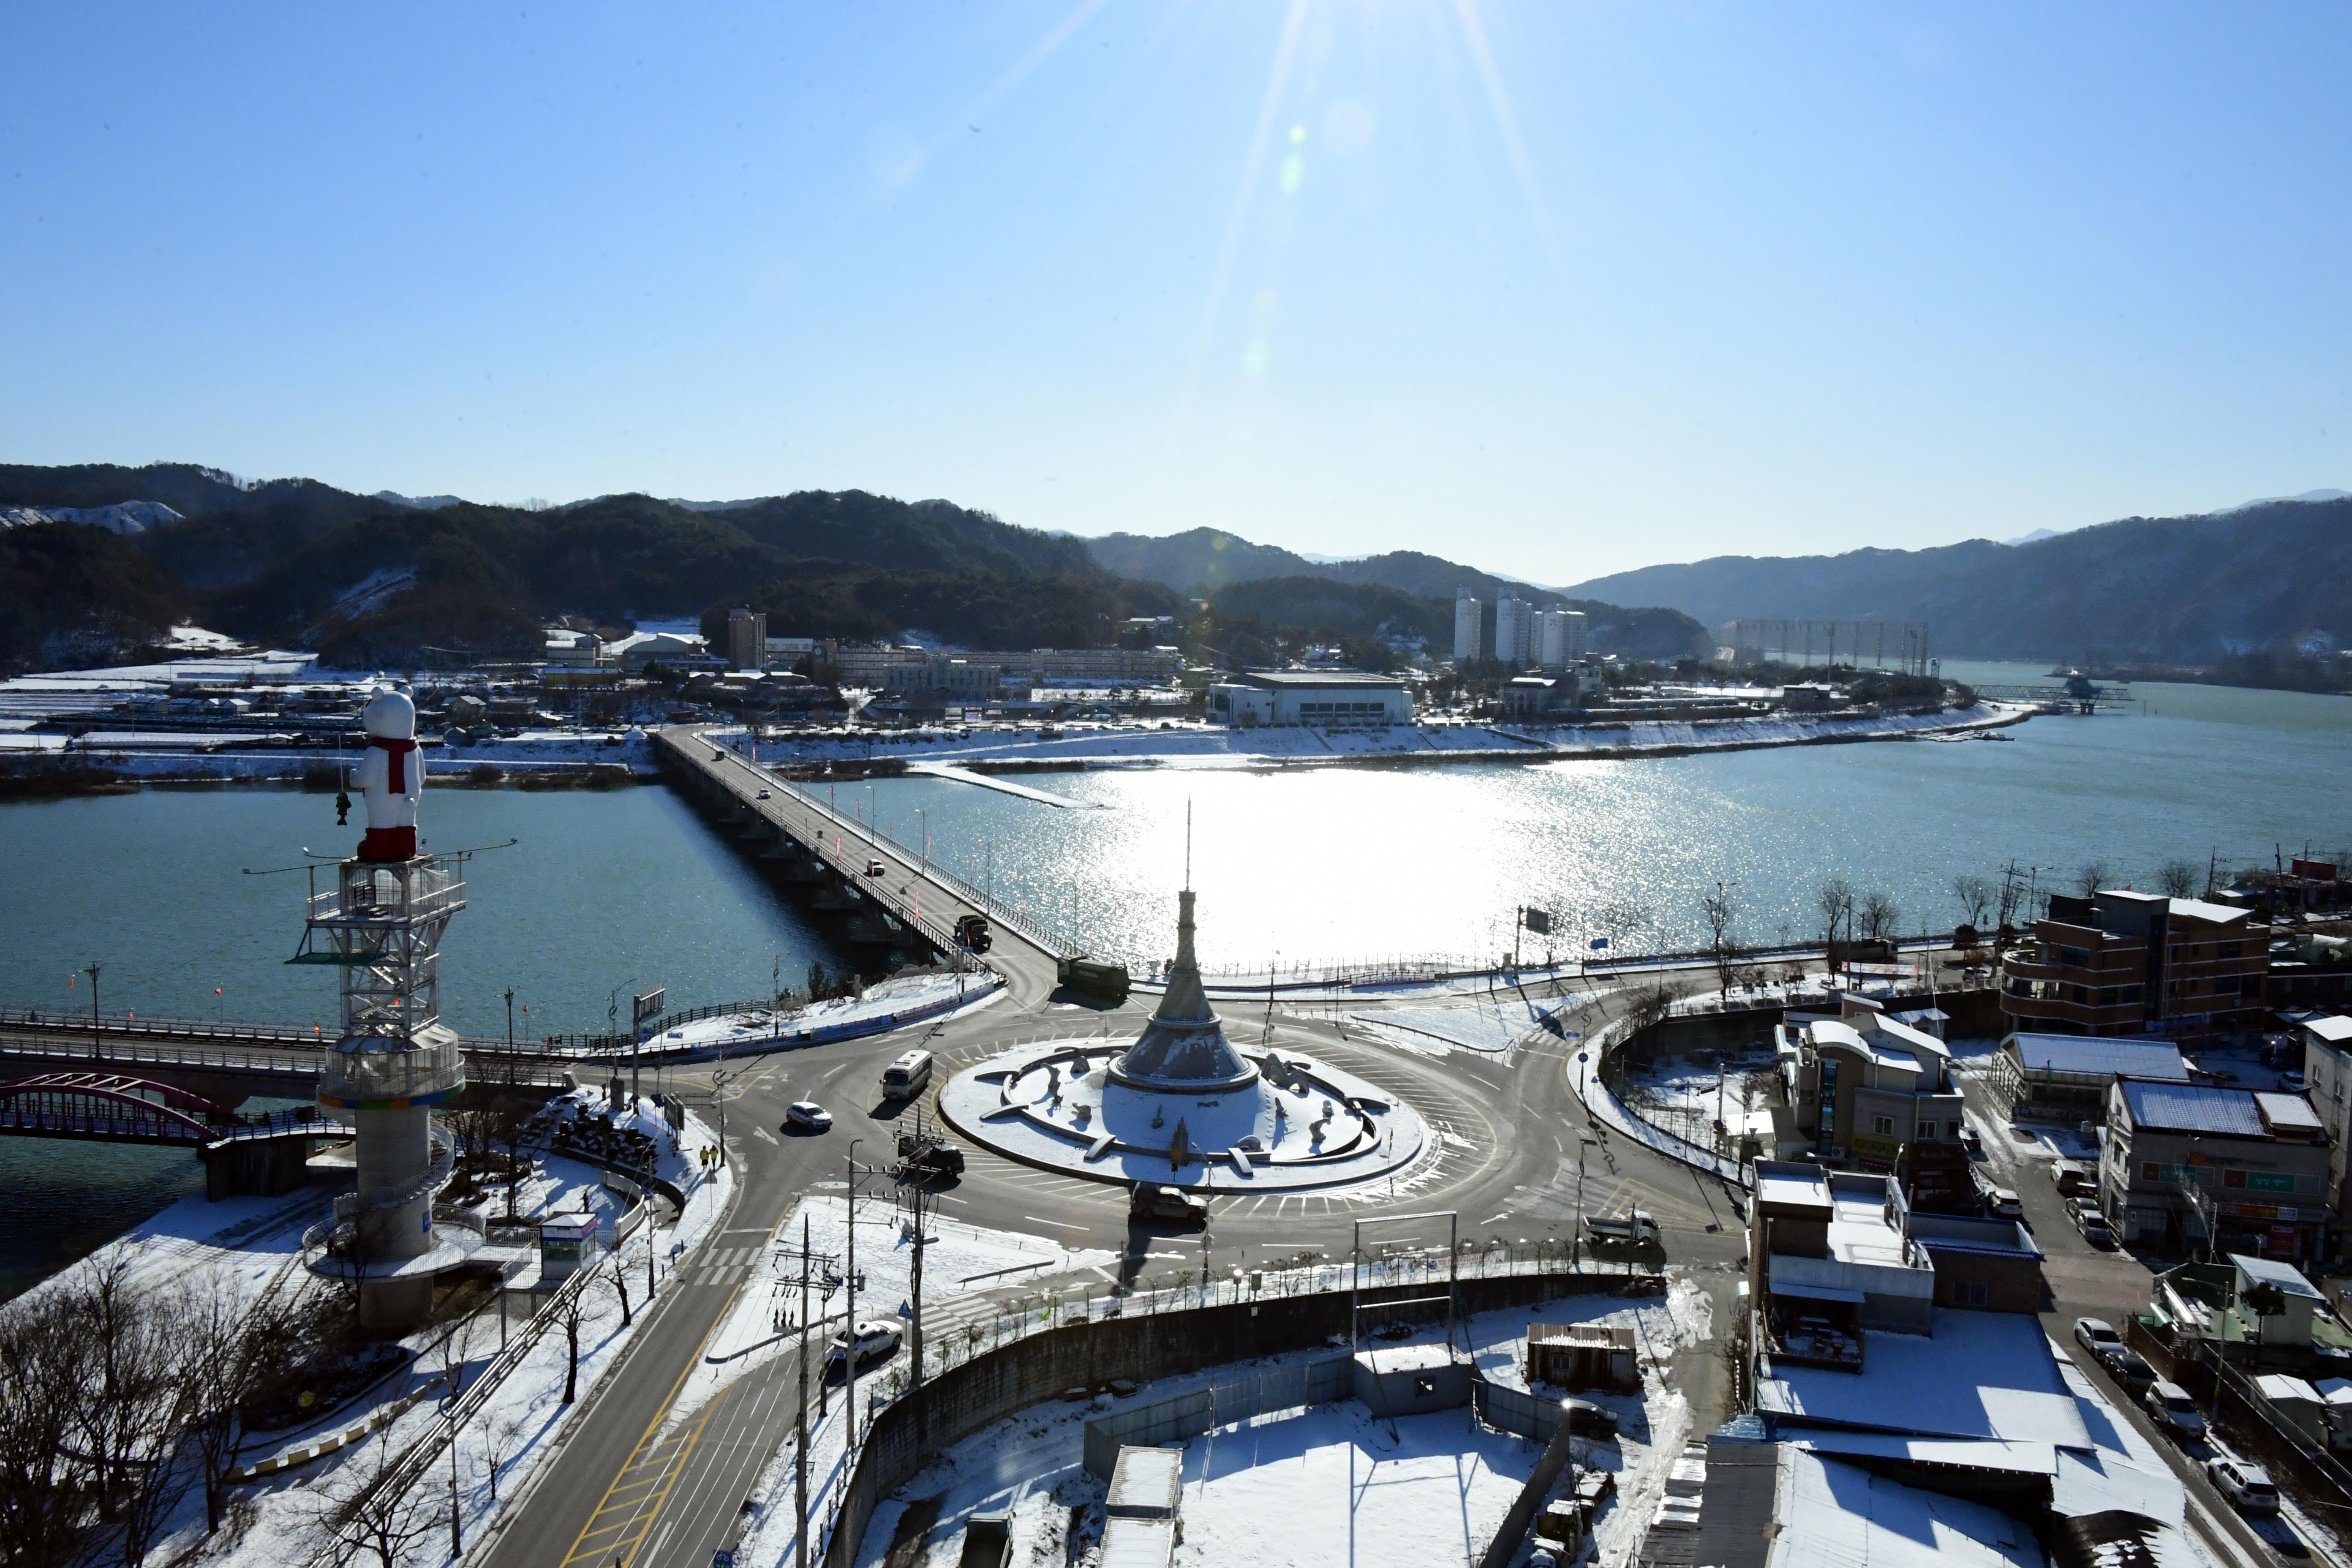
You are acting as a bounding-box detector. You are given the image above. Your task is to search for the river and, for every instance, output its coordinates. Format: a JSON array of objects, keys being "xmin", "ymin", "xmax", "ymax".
[{"xmin": 2, "ymin": 662, "xmax": 2345, "ymax": 1296}]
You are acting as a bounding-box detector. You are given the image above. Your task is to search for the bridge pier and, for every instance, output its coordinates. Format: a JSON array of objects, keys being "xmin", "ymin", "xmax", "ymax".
[{"xmin": 202, "ymin": 1132, "xmax": 331, "ymax": 1200}]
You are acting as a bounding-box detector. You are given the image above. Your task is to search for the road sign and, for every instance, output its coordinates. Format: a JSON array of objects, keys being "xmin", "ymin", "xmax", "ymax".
[
  {"xmin": 633, "ymin": 987, "xmax": 666, "ymax": 1026},
  {"xmin": 1521, "ymin": 906, "xmax": 1553, "ymax": 935},
  {"xmin": 713, "ymin": 1550, "xmax": 736, "ymax": 1567},
  {"xmin": 1577, "ymin": 1052, "xmax": 1588, "ymax": 1063}
]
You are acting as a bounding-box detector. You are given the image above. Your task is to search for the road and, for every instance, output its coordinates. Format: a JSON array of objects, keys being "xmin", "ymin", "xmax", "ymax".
[
  {"xmin": 1957, "ymin": 1072, "xmax": 2326, "ymax": 1568},
  {"xmin": 477, "ymin": 958, "xmax": 1744, "ymax": 1568}
]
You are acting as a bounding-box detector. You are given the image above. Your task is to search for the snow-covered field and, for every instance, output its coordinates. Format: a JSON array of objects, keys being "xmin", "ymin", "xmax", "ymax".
[{"xmin": 631, "ymin": 971, "xmax": 1004, "ymax": 1060}]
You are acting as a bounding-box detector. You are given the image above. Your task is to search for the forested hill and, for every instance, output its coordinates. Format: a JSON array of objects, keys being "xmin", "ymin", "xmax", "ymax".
[
  {"xmin": 1558, "ymin": 498, "xmax": 2352, "ymax": 663},
  {"xmin": 1086, "ymin": 526, "xmax": 1711, "ymax": 661},
  {"xmin": 1089, "ymin": 526, "xmax": 1541, "ymax": 603},
  {"xmin": 0, "ymin": 465, "xmax": 1173, "ymax": 671}
]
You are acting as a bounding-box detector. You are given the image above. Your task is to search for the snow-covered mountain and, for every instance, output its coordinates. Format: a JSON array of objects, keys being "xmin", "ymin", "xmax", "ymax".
[{"xmin": 0, "ymin": 499, "xmax": 184, "ymax": 535}]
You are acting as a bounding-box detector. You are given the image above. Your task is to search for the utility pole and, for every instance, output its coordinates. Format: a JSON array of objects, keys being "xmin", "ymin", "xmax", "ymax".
[
  {"xmin": 796, "ymin": 1213, "xmax": 811, "ymax": 1568},
  {"xmin": 504, "ymin": 986, "xmax": 515, "ymax": 1052},
  {"xmin": 84, "ymin": 962, "xmax": 101, "ymax": 1062},
  {"xmin": 846, "ymin": 1141, "xmax": 861, "ymax": 1468}
]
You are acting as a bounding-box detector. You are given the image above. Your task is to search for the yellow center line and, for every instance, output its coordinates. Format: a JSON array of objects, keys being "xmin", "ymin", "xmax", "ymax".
[{"xmin": 550, "ymin": 1221, "xmax": 773, "ymax": 1568}]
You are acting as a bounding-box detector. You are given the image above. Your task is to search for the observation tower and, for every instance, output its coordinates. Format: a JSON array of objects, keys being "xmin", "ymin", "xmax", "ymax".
[{"xmin": 296, "ymin": 689, "xmax": 473, "ymax": 1328}]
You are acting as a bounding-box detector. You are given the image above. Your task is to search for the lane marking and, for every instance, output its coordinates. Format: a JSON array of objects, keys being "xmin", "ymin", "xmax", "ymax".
[{"xmin": 1021, "ymin": 1214, "xmax": 1093, "ymax": 1233}]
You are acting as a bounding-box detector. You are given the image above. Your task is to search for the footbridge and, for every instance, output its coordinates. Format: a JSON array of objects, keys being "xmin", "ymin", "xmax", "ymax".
[
  {"xmin": 0, "ymin": 1071, "xmax": 363, "ymax": 1197},
  {"xmin": 653, "ymin": 726, "xmax": 1076, "ymax": 1000},
  {"xmin": 0, "ymin": 1012, "xmax": 577, "ymax": 1107}
]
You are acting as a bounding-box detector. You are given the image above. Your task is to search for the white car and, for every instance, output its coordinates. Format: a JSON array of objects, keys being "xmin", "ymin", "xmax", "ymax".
[
  {"xmin": 2073, "ymin": 1318, "xmax": 2126, "ymax": 1358},
  {"xmin": 2205, "ymin": 1457, "xmax": 2278, "ymax": 1514},
  {"xmin": 2073, "ymin": 1201, "xmax": 2116, "ymax": 1247},
  {"xmin": 784, "ymin": 1101, "xmax": 832, "ymax": 1132},
  {"xmin": 1987, "ymin": 1188, "xmax": 2023, "ymax": 1220},
  {"xmin": 756, "ymin": 788, "xmax": 771, "ymax": 799},
  {"xmin": 826, "ymin": 1320, "xmax": 902, "ymax": 1370},
  {"xmin": 2144, "ymin": 1380, "xmax": 2206, "ymax": 1440}
]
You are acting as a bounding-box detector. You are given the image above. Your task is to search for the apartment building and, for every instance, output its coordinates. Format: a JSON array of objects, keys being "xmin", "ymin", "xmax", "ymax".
[
  {"xmin": 1493, "ymin": 594, "xmax": 1535, "ymax": 668},
  {"xmin": 1999, "ymin": 889, "xmax": 2269, "ymax": 1043},
  {"xmin": 1536, "ymin": 606, "xmax": 1587, "ymax": 670},
  {"xmin": 1451, "ymin": 589, "xmax": 1484, "ymax": 664}
]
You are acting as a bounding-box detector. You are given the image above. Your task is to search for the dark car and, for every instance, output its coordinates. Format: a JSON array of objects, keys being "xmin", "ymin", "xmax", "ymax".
[
  {"xmin": 1130, "ymin": 1184, "xmax": 1208, "ymax": 1225},
  {"xmin": 1560, "ymin": 1397, "xmax": 1620, "ymax": 1439}
]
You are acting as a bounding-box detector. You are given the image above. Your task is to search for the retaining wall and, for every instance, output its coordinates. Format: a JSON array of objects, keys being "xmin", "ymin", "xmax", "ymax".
[{"xmin": 822, "ymin": 1268, "xmax": 1624, "ymax": 1565}]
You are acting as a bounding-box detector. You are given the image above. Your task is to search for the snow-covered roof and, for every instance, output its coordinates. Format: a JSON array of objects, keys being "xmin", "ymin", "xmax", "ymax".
[
  {"xmin": 1782, "ymin": 1432, "xmax": 2055, "ymax": 1474},
  {"xmin": 2006, "ymin": 1034, "xmax": 2186, "ymax": 1082},
  {"xmin": 2228, "ymin": 1253, "xmax": 2325, "ymax": 1301},
  {"xmin": 2253, "ymin": 1373, "xmax": 2323, "ymax": 1404},
  {"xmin": 2317, "ymin": 1377, "xmax": 2352, "ymax": 1407},
  {"xmin": 2255, "ymin": 1092, "xmax": 2324, "ymax": 1133},
  {"xmin": 2118, "ymin": 1081, "xmax": 2265, "ymax": 1137},
  {"xmin": 1755, "ymin": 1310, "xmax": 2092, "ymax": 1447},
  {"xmin": 1770, "ymin": 1448, "xmax": 2046, "ymax": 1568},
  {"xmin": 2164, "ymin": 896, "xmax": 2251, "ymax": 926},
  {"xmin": 2301, "ymin": 1015, "xmax": 2352, "ymax": 1045},
  {"xmin": 1871, "ymin": 1014, "xmax": 1950, "ymax": 1059}
]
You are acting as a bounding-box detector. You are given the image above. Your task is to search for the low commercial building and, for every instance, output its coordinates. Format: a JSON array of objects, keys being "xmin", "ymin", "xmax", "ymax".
[
  {"xmin": 1748, "ymin": 1163, "xmax": 1937, "ymax": 1369},
  {"xmin": 2101, "ymin": 1079, "xmax": 2333, "ymax": 1262},
  {"xmin": 1998, "ymin": 890, "xmax": 2268, "ymax": 1043},
  {"xmin": 606, "ymin": 631, "xmax": 716, "ymax": 672},
  {"xmin": 1776, "ymin": 995, "xmax": 1967, "ymax": 1168},
  {"xmin": 1905, "ymin": 1213, "xmax": 2046, "ymax": 1312},
  {"xmin": 1500, "ymin": 673, "xmax": 1581, "ymax": 719},
  {"xmin": 1206, "ymin": 670, "xmax": 1413, "ymax": 727},
  {"xmin": 1989, "ymin": 1032, "xmax": 2187, "ymax": 1122}
]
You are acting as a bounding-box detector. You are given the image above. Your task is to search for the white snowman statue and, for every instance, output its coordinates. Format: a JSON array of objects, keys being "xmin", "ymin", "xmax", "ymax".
[{"xmin": 354, "ymin": 686, "xmax": 424, "ymax": 862}]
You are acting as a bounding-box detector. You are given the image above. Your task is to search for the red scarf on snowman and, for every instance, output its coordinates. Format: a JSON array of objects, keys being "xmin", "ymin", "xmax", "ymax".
[{"xmin": 368, "ymin": 734, "xmax": 419, "ymax": 791}]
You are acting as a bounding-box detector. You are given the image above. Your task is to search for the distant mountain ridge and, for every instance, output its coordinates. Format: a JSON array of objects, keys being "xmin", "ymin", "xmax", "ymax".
[
  {"xmin": 1086, "ymin": 526, "xmax": 1563, "ymax": 602},
  {"xmin": 0, "ymin": 463, "xmax": 1164, "ymax": 671},
  {"xmin": 1559, "ymin": 497, "xmax": 2352, "ymax": 662}
]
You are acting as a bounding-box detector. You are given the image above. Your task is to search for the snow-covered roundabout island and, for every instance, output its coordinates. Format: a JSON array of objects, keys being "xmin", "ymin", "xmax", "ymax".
[{"xmin": 940, "ymin": 889, "xmax": 1426, "ymax": 1192}]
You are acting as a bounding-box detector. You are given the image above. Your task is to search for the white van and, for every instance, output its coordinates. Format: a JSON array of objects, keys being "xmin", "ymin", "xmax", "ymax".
[{"xmin": 881, "ymin": 1050, "xmax": 934, "ymax": 1098}]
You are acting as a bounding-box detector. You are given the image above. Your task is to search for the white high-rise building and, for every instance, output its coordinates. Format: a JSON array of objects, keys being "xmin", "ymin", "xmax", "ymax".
[
  {"xmin": 1452, "ymin": 590, "xmax": 1485, "ymax": 664},
  {"xmin": 1494, "ymin": 595, "xmax": 1534, "ymax": 669},
  {"xmin": 1538, "ymin": 608, "xmax": 1587, "ymax": 670}
]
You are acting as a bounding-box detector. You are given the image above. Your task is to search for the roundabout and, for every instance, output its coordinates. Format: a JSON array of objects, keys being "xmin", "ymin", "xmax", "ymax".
[{"xmin": 939, "ymin": 888, "xmax": 1428, "ymax": 1192}]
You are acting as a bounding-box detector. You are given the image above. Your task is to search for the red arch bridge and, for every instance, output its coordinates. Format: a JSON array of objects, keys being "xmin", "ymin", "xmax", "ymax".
[{"xmin": 0, "ymin": 1073, "xmax": 348, "ymax": 1147}]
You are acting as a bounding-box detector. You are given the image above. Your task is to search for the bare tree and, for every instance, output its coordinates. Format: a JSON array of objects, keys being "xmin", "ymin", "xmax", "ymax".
[
  {"xmin": 1815, "ymin": 876, "xmax": 1854, "ymax": 967},
  {"xmin": 305, "ymin": 1428, "xmax": 440, "ymax": 1568},
  {"xmin": 1700, "ymin": 882, "xmax": 1739, "ymax": 1001},
  {"xmin": 477, "ymin": 1408, "xmax": 528, "ymax": 1504},
  {"xmin": 66, "ymin": 1251, "xmax": 192, "ymax": 1560},
  {"xmin": 2158, "ymin": 859, "xmax": 2200, "ymax": 898},
  {"xmin": 1594, "ymin": 898, "xmax": 1651, "ymax": 958},
  {"xmin": 1950, "ymin": 873, "xmax": 1994, "ymax": 930},
  {"xmin": 608, "ymin": 1232, "xmax": 636, "ymax": 1329},
  {"xmin": 185, "ymin": 1268, "xmax": 302, "ymax": 1535},
  {"xmin": 0, "ymin": 1287, "xmax": 93, "ymax": 1568},
  {"xmin": 1858, "ymin": 891, "xmax": 1900, "ymax": 942},
  {"xmin": 556, "ymin": 1282, "xmax": 591, "ymax": 1405},
  {"xmin": 2074, "ymin": 860, "xmax": 2111, "ymax": 898}
]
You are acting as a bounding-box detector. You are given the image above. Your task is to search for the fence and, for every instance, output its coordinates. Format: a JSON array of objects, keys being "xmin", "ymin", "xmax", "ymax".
[{"xmin": 1081, "ymin": 1355, "xmax": 1353, "ymax": 1479}]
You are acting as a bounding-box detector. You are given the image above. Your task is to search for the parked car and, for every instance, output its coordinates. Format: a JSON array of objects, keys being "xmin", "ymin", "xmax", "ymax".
[
  {"xmin": 2073, "ymin": 1201, "xmax": 2116, "ymax": 1247},
  {"xmin": 2280, "ymin": 1070, "xmax": 2307, "ymax": 1092},
  {"xmin": 784, "ymin": 1101, "xmax": 832, "ymax": 1131},
  {"xmin": 1986, "ymin": 1188, "xmax": 2023, "ymax": 1220},
  {"xmin": 1959, "ymin": 1125, "xmax": 1982, "ymax": 1155},
  {"xmin": 825, "ymin": 1320, "xmax": 903, "ymax": 1371},
  {"xmin": 2074, "ymin": 1318, "xmax": 2126, "ymax": 1358},
  {"xmin": 2205, "ymin": 1457, "xmax": 2279, "ymax": 1514},
  {"xmin": 2144, "ymin": 1380, "xmax": 2206, "ymax": 1440},
  {"xmin": 1560, "ymin": 1397, "xmax": 1620, "ymax": 1439},
  {"xmin": 2052, "ymin": 1162, "xmax": 2090, "ymax": 1196},
  {"xmin": 2102, "ymin": 1348, "xmax": 2158, "ymax": 1393},
  {"xmin": 1129, "ymin": 1184, "xmax": 1208, "ymax": 1225}
]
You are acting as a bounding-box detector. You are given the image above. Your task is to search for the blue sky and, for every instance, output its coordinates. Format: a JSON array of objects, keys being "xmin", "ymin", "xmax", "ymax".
[{"xmin": 3, "ymin": 3, "xmax": 2347, "ymax": 583}]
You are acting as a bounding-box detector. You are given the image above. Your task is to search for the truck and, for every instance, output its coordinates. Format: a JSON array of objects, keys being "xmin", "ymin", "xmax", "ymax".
[
  {"xmin": 1056, "ymin": 954, "xmax": 1131, "ymax": 1002},
  {"xmin": 954, "ymin": 912, "xmax": 992, "ymax": 954},
  {"xmin": 1583, "ymin": 1211, "xmax": 1662, "ymax": 1247}
]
